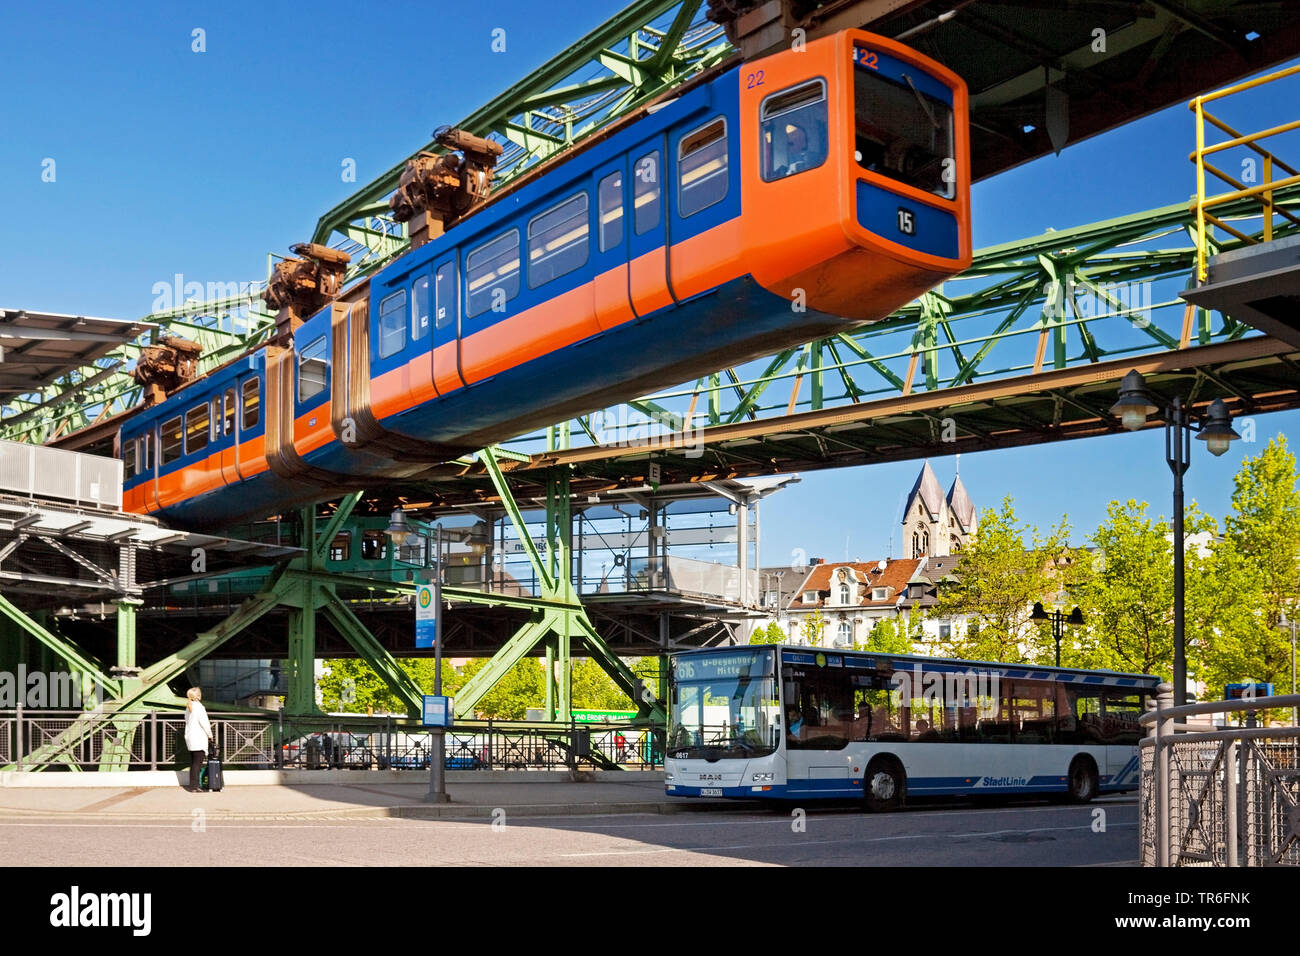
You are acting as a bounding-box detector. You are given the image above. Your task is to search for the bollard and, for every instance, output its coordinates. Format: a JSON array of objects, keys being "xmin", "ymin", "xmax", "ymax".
[{"xmin": 1154, "ymin": 682, "xmax": 1174, "ymax": 867}]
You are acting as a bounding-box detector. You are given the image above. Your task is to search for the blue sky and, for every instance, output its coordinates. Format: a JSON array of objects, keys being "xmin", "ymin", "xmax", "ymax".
[{"xmin": 2, "ymin": 1, "xmax": 1296, "ymax": 560}]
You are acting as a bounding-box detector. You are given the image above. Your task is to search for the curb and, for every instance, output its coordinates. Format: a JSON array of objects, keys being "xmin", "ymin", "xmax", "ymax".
[{"xmin": 0, "ymin": 799, "xmax": 738, "ymax": 821}]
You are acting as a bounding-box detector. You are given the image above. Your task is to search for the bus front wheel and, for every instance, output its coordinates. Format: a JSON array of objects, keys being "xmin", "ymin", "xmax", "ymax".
[
  {"xmin": 863, "ymin": 757, "xmax": 906, "ymax": 813},
  {"xmin": 1067, "ymin": 756, "xmax": 1098, "ymax": 804}
]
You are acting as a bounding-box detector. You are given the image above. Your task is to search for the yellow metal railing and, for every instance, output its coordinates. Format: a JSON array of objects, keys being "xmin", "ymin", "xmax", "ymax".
[{"xmin": 1189, "ymin": 63, "xmax": 1300, "ymax": 280}]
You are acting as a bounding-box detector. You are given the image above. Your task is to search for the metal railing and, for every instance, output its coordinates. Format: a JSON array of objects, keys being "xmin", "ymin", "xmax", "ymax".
[
  {"xmin": 1190, "ymin": 63, "xmax": 1300, "ymax": 280},
  {"xmin": 1139, "ymin": 684, "xmax": 1300, "ymax": 867},
  {"xmin": 1, "ymin": 709, "xmax": 663, "ymax": 772}
]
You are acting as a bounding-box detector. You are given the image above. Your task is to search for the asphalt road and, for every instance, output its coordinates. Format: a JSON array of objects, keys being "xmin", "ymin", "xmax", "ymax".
[{"xmin": 0, "ymin": 795, "xmax": 1138, "ymax": 867}]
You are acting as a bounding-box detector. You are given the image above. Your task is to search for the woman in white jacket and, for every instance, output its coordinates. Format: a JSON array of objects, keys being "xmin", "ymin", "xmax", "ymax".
[{"xmin": 184, "ymin": 687, "xmax": 213, "ymax": 791}]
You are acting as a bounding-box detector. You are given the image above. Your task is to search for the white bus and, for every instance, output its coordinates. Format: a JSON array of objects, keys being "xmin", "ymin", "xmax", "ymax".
[{"xmin": 664, "ymin": 645, "xmax": 1159, "ymax": 810}]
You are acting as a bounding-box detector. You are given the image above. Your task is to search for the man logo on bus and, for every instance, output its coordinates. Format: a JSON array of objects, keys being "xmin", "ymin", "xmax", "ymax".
[{"xmin": 890, "ymin": 663, "xmax": 1000, "ymax": 717}]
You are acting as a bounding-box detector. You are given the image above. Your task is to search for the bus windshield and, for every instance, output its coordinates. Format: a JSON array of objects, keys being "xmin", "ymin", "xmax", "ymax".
[
  {"xmin": 668, "ymin": 649, "xmax": 779, "ymax": 760},
  {"xmin": 854, "ymin": 60, "xmax": 954, "ymax": 198}
]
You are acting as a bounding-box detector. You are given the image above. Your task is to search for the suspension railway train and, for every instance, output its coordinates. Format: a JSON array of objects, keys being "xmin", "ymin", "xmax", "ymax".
[{"xmin": 120, "ymin": 30, "xmax": 972, "ymax": 529}]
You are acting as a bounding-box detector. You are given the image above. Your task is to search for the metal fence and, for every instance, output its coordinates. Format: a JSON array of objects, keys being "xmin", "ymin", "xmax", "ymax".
[
  {"xmin": 1139, "ymin": 685, "xmax": 1300, "ymax": 866},
  {"xmin": 0, "ymin": 709, "xmax": 663, "ymax": 772}
]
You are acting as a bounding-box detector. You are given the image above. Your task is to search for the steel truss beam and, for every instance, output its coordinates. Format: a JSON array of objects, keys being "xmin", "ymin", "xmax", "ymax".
[{"xmin": 310, "ymin": 0, "xmax": 732, "ymax": 283}]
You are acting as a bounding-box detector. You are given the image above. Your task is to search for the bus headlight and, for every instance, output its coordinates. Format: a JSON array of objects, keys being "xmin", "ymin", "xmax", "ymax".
[
  {"xmin": 751, "ymin": 772, "xmax": 774, "ymax": 782},
  {"xmin": 665, "ymin": 773, "xmax": 674, "ymax": 781}
]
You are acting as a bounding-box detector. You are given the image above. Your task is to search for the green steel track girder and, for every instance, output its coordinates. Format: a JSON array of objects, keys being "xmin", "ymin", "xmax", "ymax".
[
  {"xmin": 473, "ymin": 184, "xmax": 1300, "ymax": 470},
  {"xmin": 0, "ymin": 593, "xmax": 120, "ymax": 698},
  {"xmin": 310, "ymin": 0, "xmax": 732, "ymax": 283}
]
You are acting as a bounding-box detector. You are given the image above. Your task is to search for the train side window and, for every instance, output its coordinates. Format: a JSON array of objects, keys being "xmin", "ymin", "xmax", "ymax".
[
  {"xmin": 633, "ymin": 151, "xmax": 661, "ymax": 235},
  {"xmin": 185, "ymin": 402, "xmax": 210, "ymax": 455},
  {"xmin": 528, "ymin": 192, "xmax": 589, "ymax": 288},
  {"xmin": 760, "ymin": 79, "xmax": 828, "ymax": 182},
  {"xmin": 139, "ymin": 433, "xmax": 151, "ymax": 473},
  {"xmin": 241, "ymin": 377, "xmax": 260, "ymax": 430},
  {"xmin": 223, "ymin": 388, "xmax": 235, "ymax": 435},
  {"xmin": 123, "ymin": 439, "xmax": 136, "ymax": 477},
  {"xmin": 160, "ymin": 416, "xmax": 183, "ymax": 465},
  {"xmin": 360, "ymin": 530, "xmax": 388, "ymax": 561},
  {"xmin": 435, "ymin": 262, "xmax": 457, "ymax": 330},
  {"xmin": 412, "ymin": 275, "xmax": 430, "ymax": 341},
  {"xmin": 298, "ymin": 336, "xmax": 329, "ymax": 402},
  {"xmin": 598, "ymin": 171, "xmax": 623, "ymax": 251},
  {"xmin": 466, "ymin": 230, "xmax": 520, "ymax": 318},
  {"xmin": 329, "ymin": 531, "xmax": 351, "ymax": 562},
  {"xmin": 378, "ymin": 291, "xmax": 406, "ymax": 359},
  {"xmin": 678, "ymin": 118, "xmax": 728, "ymax": 216}
]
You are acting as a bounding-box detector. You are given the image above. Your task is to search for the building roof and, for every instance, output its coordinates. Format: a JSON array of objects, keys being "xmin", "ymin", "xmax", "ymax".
[
  {"xmin": 947, "ymin": 474, "xmax": 978, "ymax": 533},
  {"xmin": 787, "ymin": 558, "xmax": 921, "ymax": 610},
  {"xmin": 905, "ymin": 460, "xmax": 947, "ymax": 521}
]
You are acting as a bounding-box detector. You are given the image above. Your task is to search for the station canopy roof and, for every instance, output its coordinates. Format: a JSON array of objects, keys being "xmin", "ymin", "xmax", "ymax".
[{"xmin": 0, "ymin": 308, "xmax": 154, "ymax": 399}]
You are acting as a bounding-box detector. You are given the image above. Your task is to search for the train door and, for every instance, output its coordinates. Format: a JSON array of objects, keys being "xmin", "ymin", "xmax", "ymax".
[
  {"xmin": 592, "ymin": 162, "xmax": 632, "ymax": 332},
  {"xmin": 626, "ymin": 135, "xmax": 675, "ymax": 317},
  {"xmin": 431, "ymin": 255, "xmax": 466, "ymax": 394},
  {"xmin": 218, "ymin": 384, "xmax": 240, "ymax": 486}
]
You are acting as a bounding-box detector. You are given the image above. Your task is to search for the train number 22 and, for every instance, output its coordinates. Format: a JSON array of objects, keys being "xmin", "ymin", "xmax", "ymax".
[{"xmin": 746, "ymin": 70, "xmax": 765, "ymax": 89}]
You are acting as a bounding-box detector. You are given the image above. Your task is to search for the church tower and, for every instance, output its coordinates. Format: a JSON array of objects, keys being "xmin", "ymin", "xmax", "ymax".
[{"xmin": 901, "ymin": 458, "xmax": 977, "ymax": 558}]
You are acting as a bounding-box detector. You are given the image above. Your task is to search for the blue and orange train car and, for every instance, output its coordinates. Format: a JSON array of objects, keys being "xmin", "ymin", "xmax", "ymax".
[{"xmin": 121, "ymin": 30, "xmax": 972, "ymax": 529}]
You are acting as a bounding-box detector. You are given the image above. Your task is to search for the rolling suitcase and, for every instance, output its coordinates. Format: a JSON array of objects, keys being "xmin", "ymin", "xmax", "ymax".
[{"xmin": 202, "ymin": 738, "xmax": 224, "ymax": 792}]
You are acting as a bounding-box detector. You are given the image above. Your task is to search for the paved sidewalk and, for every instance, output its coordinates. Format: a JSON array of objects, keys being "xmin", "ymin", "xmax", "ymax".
[{"xmin": 0, "ymin": 774, "xmax": 730, "ymax": 820}]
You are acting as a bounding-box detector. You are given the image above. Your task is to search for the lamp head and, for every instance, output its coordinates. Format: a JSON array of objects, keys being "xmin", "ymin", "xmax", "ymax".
[
  {"xmin": 1110, "ymin": 370, "xmax": 1159, "ymax": 432},
  {"xmin": 1195, "ymin": 398, "xmax": 1240, "ymax": 457},
  {"xmin": 1067, "ymin": 606, "xmax": 1085, "ymax": 626},
  {"xmin": 385, "ymin": 508, "xmax": 412, "ymax": 547},
  {"xmin": 1030, "ymin": 601, "xmax": 1048, "ymax": 622}
]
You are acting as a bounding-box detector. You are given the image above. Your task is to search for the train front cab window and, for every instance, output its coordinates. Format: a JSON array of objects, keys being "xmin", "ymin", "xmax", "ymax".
[
  {"xmin": 853, "ymin": 55, "xmax": 954, "ymax": 198},
  {"xmin": 760, "ymin": 80, "xmax": 828, "ymax": 181}
]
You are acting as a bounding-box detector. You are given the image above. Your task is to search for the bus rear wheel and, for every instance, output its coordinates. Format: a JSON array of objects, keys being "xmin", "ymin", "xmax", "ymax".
[
  {"xmin": 863, "ymin": 757, "xmax": 906, "ymax": 813},
  {"xmin": 1067, "ymin": 756, "xmax": 1099, "ymax": 804}
]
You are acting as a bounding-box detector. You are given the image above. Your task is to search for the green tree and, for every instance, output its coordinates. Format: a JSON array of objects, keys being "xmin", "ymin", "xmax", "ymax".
[
  {"xmin": 929, "ymin": 497, "xmax": 1078, "ymax": 663},
  {"xmin": 857, "ymin": 617, "xmax": 912, "ymax": 654},
  {"xmin": 1218, "ymin": 434, "xmax": 1300, "ymax": 703},
  {"xmin": 749, "ymin": 621, "xmax": 787, "ymax": 645},
  {"xmin": 570, "ymin": 657, "xmax": 634, "ymax": 710},
  {"xmin": 449, "ymin": 657, "xmax": 546, "ymax": 719},
  {"xmin": 318, "ymin": 657, "xmax": 455, "ymax": 714},
  {"xmin": 800, "ymin": 609, "xmax": 827, "ymax": 647}
]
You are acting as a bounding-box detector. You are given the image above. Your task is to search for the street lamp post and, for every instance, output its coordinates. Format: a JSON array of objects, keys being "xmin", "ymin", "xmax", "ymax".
[
  {"xmin": 1031, "ymin": 602, "xmax": 1084, "ymax": 667},
  {"xmin": 1111, "ymin": 370, "xmax": 1240, "ymax": 707}
]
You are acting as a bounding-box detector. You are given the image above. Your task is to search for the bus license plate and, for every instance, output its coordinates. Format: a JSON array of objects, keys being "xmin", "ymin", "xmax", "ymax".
[{"xmin": 701, "ymin": 787, "xmax": 723, "ymax": 796}]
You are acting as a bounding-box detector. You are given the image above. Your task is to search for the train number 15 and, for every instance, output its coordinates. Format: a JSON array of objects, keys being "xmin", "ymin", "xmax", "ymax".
[{"xmin": 897, "ymin": 207, "xmax": 916, "ymax": 236}]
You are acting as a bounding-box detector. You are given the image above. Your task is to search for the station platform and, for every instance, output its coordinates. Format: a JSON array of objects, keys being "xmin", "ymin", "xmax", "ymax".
[{"xmin": 0, "ymin": 770, "xmax": 733, "ymax": 820}]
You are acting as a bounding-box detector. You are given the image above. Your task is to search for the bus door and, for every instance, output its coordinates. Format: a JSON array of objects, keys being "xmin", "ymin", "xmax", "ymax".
[
  {"xmin": 592, "ymin": 161, "xmax": 632, "ymax": 332},
  {"xmin": 431, "ymin": 256, "xmax": 466, "ymax": 395},
  {"xmin": 627, "ymin": 135, "xmax": 674, "ymax": 318}
]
